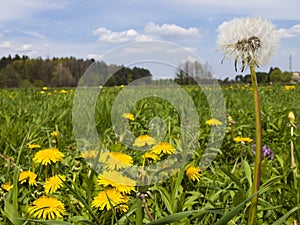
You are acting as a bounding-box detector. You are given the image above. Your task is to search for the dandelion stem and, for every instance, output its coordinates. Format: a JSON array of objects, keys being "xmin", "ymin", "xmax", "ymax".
[
  {"xmin": 144, "ymin": 201, "xmax": 154, "ymax": 222},
  {"xmin": 248, "ymin": 63, "xmax": 262, "ymax": 225},
  {"xmin": 0, "ymin": 153, "xmax": 16, "ymax": 167},
  {"xmin": 290, "ymin": 126, "xmax": 297, "ymax": 180}
]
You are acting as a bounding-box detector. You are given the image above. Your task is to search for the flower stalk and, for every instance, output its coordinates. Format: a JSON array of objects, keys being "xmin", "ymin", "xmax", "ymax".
[
  {"xmin": 247, "ymin": 63, "xmax": 263, "ymax": 225},
  {"xmin": 217, "ymin": 17, "xmax": 278, "ymax": 224},
  {"xmin": 288, "ymin": 112, "xmax": 297, "ymax": 185}
]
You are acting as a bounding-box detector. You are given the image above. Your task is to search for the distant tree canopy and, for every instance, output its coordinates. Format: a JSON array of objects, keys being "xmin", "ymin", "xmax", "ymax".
[
  {"xmin": 0, "ymin": 54, "xmax": 293, "ymax": 87},
  {"xmin": 231, "ymin": 67, "xmax": 293, "ymax": 84},
  {"xmin": 0, "ymin": 55, "xmax": 152, "ymax": 88},
  {"xmin": 174, "ymin": 58, "xmax": 213, "ymax": 85}
]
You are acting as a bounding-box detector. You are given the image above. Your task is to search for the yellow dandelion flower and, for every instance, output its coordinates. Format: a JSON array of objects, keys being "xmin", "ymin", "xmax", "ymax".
[
  {"xmin": 28, "ymin": 143, "xmax": 41, "ymax": 149},
  {"xmin": 42, "ymin": 87, "xmax": 48, "ymax": 90},
  {"xmin": 81, "ymin": 150, "xmax": 99, "ymax": 159},
  {"xmin": 99, "ymin": 152, "xmax": 133, "ymax": 170},
  {"xmin": 285, "ymin": 85, "xmax": 296, "ymax": 91},
  {"xmin": 142, "ymin": 151, "xmax": 160, "ymax": 161},
  {"xmin": 234, "ymin": 137, "xmax": 253, "ymax": 143},
  {"xmin": 122, "ymin": 113, "xmax": 135, "ymax": 121},
  {"xmin": 40, "ymin": 91, "xmax": 45, "ymax": 94},
  {"xmin": 19, "ymin": 171, "xmax": 37, "ymax": 186},
  {"xmin": 44, "ymin": 175, "xmax": 66, "ymax": 194},
  {"xmin": 133, "ymin": 135, "xmax": 156, "ymax": 147},
  {"xmin": 151, "ymin": 142, "xmax": 175, "ymax": 155},
  {"xmin": 27, "ymin": 196, "xmax": 66, "ymax": 220},
  {"xmin": 186, "ymin": 165, "xmax": 202, "ymax": 181},
  {"xmin": 51, "ymin": 131, "xmax": 58, "ymax": 137},
  {"xmin": 92, "ymin": 188, "xmax": 128, "ymax": 212},
  {"xmin": 205, "ymin": 118, "xmax": 223, "ymax": 126},
  {"xmin": 97, "ymin": 171, "xmax": 136, "ymax": 194},
  {"xmin": 60, "ymin": 89, "xmax": 67, "ymax": 94},
  {"xmin": 120, "ymin": 85, "xmax": 125, "ymax": 88},
  {"xmin": 2, "ymin": 183, "xmax": 13, "ymax": 192},
  {"xmin": 33, "ymin": 148, "xmax": 64, "ymax": 165}
]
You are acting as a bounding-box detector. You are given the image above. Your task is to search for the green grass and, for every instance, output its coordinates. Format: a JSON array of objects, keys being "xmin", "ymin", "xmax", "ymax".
[{"xmin": 0, "ymin": 85, "xmax": 300, "ymax": 224}]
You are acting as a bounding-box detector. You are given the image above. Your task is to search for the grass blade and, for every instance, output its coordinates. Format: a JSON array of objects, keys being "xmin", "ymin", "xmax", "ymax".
[
  {"xmin": 25, "ymin": 220, "xmax": 74, "ymax": 225},
  {"xmin": 4, "ymin": 200, "xmax": 23, "ymax": 225},
  {"xmin": 70, "ymin": 216, "xmax": 95, "ymax": 225},
  {"xmin": 146, "ymin": 208, "xmax": 222, "ymax": 225},
  {"xmin": 270, "ymin": 205, "xmax": 300, "ymax": 225}
]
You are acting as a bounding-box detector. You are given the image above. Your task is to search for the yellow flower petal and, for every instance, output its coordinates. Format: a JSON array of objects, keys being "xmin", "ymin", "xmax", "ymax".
[
  {"xmin": 28, "ymin": 196, "xmax": 66, "ymax": 219},
  {"xmin": 33, "ymin": 148, "xmax": 64, "ymax": 165}
]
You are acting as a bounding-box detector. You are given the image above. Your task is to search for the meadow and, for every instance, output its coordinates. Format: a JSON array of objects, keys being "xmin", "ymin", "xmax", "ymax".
[{"xmin": 0, "ymin": 84, "xmax": 300, "ymax": 224}]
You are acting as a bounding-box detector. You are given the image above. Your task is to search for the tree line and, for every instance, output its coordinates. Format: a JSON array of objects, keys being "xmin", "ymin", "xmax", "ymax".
[
  {"xmin": 221, "ymin": 67, "xmax": 293, "ymax": 84},
  {"xmin": 0, "ymin": 54, "xmax": 294, "ymax": 87},
  {"xmin": 0, "ymin": 55, "xmax": 152, "ymax": 88}
]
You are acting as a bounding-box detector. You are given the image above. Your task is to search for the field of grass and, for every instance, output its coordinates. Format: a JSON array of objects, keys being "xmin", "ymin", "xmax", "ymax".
[{"xmin": 0, "ymin": 84, "xmax": 300, "ymax": 224}]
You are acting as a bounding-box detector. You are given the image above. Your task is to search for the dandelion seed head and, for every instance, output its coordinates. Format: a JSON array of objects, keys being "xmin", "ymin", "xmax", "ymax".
[{"xmin": 217, "ymin": 17, "xmax": 278, "ymax": 71}]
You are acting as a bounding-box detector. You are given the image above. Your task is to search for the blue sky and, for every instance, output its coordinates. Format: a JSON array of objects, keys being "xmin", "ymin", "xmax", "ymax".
[{"xmin": 1, "ymin": 0, "xmax": 300, "ymax": 79}]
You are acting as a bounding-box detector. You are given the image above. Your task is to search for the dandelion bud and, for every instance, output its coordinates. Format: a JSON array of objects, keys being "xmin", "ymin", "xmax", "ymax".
[{"xmin": 288, "ymin": 111, "xmax": 295, "ymax": 123}]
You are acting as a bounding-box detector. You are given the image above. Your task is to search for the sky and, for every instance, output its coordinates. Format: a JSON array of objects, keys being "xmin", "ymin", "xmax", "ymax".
[{"xmin": 0, "ymin": 0, "xmax": 300, "ymax": 80}]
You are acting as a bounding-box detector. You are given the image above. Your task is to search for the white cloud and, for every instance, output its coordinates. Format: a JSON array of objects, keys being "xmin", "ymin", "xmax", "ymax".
[
  {"xmin": 144, "ymin": 22, "xmax": 201, "ymax": 39},
  {"xmin": 277, "ymin": 24, "xmax": 300, "ymax": 39},
  {"xmin": 87, "ymin": 54, "xmax": 103, "ymax": 60},
  {"xmin": 0, "ymin": 41, "xmax": 12, "ymax": 49},
  {"xmin": 93, "ymin": 27, "xmax": 153, "ymax": 44},
  {"xmin": 93, "ymin": 22, "xmax": 202, "ymax": 44},
  {"xmin": 14, "ymin": 44, "xmax": 33, "ymax": 52}
]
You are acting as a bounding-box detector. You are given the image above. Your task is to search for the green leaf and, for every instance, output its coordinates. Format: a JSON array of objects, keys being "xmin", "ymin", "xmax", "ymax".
[
  {"xmin": 220, "ymin": 167, "xmax": 243, "ymax": 189},
  {"xmin": 136, "ymin": 199, "xmax": 143, "ymax": 225},
  {"xmin": 260, "ymin": 175, "xmax": 283, "ymax": 189},
  {"xmin": 213, "ymin": 192, "xmax": 257, "ymax": 225},
  {"xmin": 119, "ymin": 199, "xmax": 138, "ymax": 223},
  {"xmin": 58, "ymin": 175, "xmax": 101, "ymax": 225},
  {"xmin": 242, "ymin": 160, "xmax": 252, "ymax": 189},
  {"xmin": 153, "ymin": 186, "xmax": 173, "ymax": 214},
  {"xmin": 26, "ymin": 219, "xmax": 74, "ymax": 225},
  {"xmin": 4, "ymin": 200, "xmax": 23, "ymax": 225},
  {"xmin": 70, "ymin": 216, "xmax": 95, "ymax": 225},
  {"xmin": 233, "ymin": 190, "xmax": 246, "ymax": 207},
  {"xmin": 105, "ymin": 192, "xmax": 120, "ymax": 225},
  {"xmin": 214, "ymin": 178, "xmax": 279, "ymax": 225},
  {"xmin": 270, "ymin": 205, "xmax": 300, "ymax": 225},
  {"xmin": 146, "ymin": 208, "xmax": 222, "ymax": 225}
]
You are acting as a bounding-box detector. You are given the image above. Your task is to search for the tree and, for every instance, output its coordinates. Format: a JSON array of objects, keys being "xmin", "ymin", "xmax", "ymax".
[
  {"xmin": 51, "ymin": 63, "xmax": 75, "ymax": 87},
  {"xmin": 175, "ymin": 58, "xmax": 212, "ymax": 85},
  {"xmin": 0, "ymin": 64, "xmax": 21, "ymax": 87},
  {"xmin": 269, "ymin": 68, "xmax": 292, "ymax": 83}
]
